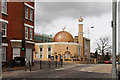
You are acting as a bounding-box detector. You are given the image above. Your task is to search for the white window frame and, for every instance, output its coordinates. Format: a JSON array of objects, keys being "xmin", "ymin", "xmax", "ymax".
[
  {"xmin": 1, "ymin": 0, "xmax": 7, "ymax": 14},
  {"xmin": 30, "ymin": 28, "xmax": 32, "ymax": 40},
  {"xmin": 25, "ymin": 27, "xmax": 28, "ymax": 39},
  {"xmin": 1, "ymin": 22, "xmax": 7, "ymax": 37},
  {"xmin": 13, "ymin": 48, "xmax": 20, "ymax": 59},
  {"xmin": 30, "ymin": 8, "xmax": 33, "ymax": 21},
  {"xmin": 2, "ymin": 46, "xmax": 6, "ymax": 61},
  {"xmin": 25, "ymin": 6, "xmax": 28, "ymax": 19}
]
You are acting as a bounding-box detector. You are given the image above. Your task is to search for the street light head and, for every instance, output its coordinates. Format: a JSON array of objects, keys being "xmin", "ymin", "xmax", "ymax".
[{"xmin": 91, "ymin": 27, "xmax": 94, "ymax": 28}]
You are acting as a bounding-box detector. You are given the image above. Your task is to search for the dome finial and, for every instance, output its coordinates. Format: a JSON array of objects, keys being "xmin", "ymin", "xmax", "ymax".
[
  {"xmin": 62, "ymin": 26, "xmax": 66, "ymax": 31},
  {"xmin": 78, "ymin": 16, "xmax": 83, "ymax": 22}
]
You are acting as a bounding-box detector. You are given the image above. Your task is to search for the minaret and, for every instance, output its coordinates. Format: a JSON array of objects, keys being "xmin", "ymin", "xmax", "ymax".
[{"xmin": 78, "ymin": 16, "xmax": 84, "ymax": 57}]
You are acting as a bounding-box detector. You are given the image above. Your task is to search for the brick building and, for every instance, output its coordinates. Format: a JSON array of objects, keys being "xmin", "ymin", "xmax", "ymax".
[{"xmin": 0, "ymin": 0, "xmax": 35, "ymax": 66}]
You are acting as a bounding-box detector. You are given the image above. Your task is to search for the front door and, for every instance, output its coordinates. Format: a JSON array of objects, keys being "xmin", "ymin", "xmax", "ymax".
[{"xmin": 26, "ymin": 49, "xmax": 32, "ymax": 65}]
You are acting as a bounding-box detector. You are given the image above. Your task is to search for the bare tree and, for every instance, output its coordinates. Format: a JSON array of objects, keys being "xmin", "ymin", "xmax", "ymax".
[{"xmin": 96, "ymin": 37, "xmax": 111, "ymax": 62}]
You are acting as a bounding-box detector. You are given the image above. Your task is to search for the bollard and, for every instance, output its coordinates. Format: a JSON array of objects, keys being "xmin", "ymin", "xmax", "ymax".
[
  {"xmin": 55, "ymin": 60, "xmax": 57, "ymax": 67},
  {"xmin": 61, "ymin": 60, "xmax": 63, "ymax": 67},
  {"xmin": 40, "ymin": 60, "xmax": 42, "ymax": 70},
  {"xmin": 49, "ymin": 60, "xmax": 50, "ymax": 68},
  {"xmin": 24, "ymin": 58, "xmax": 26, "ymax": 71},
  {"xmin": 29, "ymin": 61, "xmax": 31, "ymax": 71},
  {"xmin": 25, "ymin": 65, "xmax": 27, "ymax": 71}
]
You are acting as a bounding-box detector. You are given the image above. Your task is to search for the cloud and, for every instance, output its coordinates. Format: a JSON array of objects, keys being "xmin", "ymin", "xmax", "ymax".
[
  {"xmin": 35, "ymin": 2, "xmax": 111, "ymax": 34},
  {"xmin": 35, "ymin": 2, "xmax": 112, "ymax": 52}
]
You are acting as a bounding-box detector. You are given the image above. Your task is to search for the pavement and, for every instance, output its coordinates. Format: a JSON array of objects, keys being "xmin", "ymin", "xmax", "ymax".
[
  {"xmin": 80, "ymin": 64, "xmax": 112, "ymax": 73},
  {"xmin": 2, "ymin": 63, "xmax": 112, "ymax": 79}
]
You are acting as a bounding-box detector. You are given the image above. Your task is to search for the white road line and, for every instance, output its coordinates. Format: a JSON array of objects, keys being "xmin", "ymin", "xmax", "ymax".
[
  {"xmin": 55, "ymin": 68, "xmax": 64, "ymax": 70},
  {"xmin": 88, "ymin": 71, "xmax": 92, "ymax": 72},
  {"xmin": 56, "ymin": 76, "xmax": 59, "ymax": 78},
  {"xmin": 81, "ymin": 69, "xmax": 84, "ymax": 71},
  {"xmin": 88, "ymin": 67, "xmax": 92, "ymax": 68}
]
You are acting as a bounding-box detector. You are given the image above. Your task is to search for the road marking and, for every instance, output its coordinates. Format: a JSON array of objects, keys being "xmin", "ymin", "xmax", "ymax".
[
  {"xmin": 56, "ymin": 76, "xmax": 59, "ymax": 78},
  {"xmin": 69, "ymin": 72, "xmax": 72, "ymax": 74},
  {"xmin": 88, "ymin": 67, "xmax": 92, "ymax": 68},
  {"xmin": 81, "ymin": 69, "xmax": 84, "ymax": 71},
  {"xmin": 55, "ymin": 68, "xmax": 64, "ymax": 70},
  {"xmin": 88, "ymin": 71, "xmax": 92, "ymax": 72}
]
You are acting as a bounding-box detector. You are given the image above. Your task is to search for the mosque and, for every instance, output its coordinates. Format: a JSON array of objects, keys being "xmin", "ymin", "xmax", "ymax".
[{"xmin": 34, "ymin": 16, "xmax": 91, "ymax": 62}]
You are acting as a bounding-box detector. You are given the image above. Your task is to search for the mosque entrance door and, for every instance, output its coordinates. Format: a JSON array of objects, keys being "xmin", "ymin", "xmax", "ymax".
[{"xmin": 64, "ymin": 51, "xmax": 71, "ymax": 61}]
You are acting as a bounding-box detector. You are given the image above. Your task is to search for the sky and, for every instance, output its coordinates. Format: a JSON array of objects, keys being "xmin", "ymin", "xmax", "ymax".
[{"xmin": 35, "ymin": 1, "xmax": 112, "ymax": 53}]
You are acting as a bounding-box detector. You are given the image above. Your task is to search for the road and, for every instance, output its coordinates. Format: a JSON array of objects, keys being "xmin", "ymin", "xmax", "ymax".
[{"xmin": 2, "ymin": 63, "xmax": 112, "ymax": 79}]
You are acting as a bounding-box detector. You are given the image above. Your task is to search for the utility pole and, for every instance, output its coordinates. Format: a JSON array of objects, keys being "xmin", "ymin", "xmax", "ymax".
[
  {"xmin": 0, "ymin": 0, "xmax": 2, "ymax": 79},
  {"xmin": 112, "ymin": 0, "xmax": 117, "ymax": 78},
  {"xmin": 0, "ymin": 32, "xmax": 2, "ymax": 79}
]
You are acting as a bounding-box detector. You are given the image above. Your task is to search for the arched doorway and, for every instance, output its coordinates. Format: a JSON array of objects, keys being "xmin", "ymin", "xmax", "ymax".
[{"xmin": 64, "ymin": 51, "xmax": 71, "ymax": 60}]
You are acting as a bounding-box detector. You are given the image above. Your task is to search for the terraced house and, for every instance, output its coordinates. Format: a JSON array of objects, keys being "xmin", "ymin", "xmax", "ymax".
[{"xmin": 0, "ymin": 0, "xmax": 35, "ymax": 66}]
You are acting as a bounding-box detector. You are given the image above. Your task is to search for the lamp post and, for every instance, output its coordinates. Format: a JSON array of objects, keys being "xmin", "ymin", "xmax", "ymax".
[
  {"xmin": 112, "ymin": 0, "xmax": 117, "ymax": 78},
  {"xmin": 0, "ymin": 1, "xmax": 2, "ymax": 78},
  {"xmin": 0, "ymin": 31, "xmax": 2, "ymax": 79},
  {"xmin": 88, "ymin": 27, "xmax": 94, "ymax": 39}
]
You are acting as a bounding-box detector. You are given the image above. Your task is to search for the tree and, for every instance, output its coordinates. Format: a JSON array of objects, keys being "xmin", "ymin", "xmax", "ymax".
[
  {"xmin": 94, "ymin": 50, "xmax": 98, "ymax": 59},
  {"xmin": 96, "ymin": 37, "xmax": 111, "ymax": 62}
]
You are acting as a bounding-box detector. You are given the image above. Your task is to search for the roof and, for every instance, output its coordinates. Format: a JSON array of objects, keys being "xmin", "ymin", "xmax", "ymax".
[{"xmin": 35, "ymin": 42, "xmax": 81, "ymax": 46}]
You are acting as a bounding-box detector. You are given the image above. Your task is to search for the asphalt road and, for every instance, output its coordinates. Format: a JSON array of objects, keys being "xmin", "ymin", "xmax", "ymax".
[{"xmin": 2, "ymin": 63, "xmax": 112, "ymax": 79}]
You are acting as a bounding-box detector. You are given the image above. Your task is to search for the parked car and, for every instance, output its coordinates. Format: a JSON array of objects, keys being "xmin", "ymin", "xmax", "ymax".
[
  {"xmin": 14, "ymin": 57, "xmax": 25, "ymax": 66},
  {"xmin": 105, "ymin": 60, "xmax": 111, "ymax": 64},
  {"xmin": 11, "ymin": 57, "xmax": 25, "ymax": 67}
]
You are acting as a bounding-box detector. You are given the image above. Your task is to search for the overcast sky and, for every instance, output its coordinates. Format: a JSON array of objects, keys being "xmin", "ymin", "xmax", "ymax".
[{"xmin": 35, "ymin": 2, "xmax": 112, "ymax": 52}]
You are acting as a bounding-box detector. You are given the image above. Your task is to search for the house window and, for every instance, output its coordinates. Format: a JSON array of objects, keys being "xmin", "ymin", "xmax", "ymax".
[
  {"xmin": 30, "ymin": 8, "xmax": 33, "ymax": 21},
  {"xmin": 25, "ymin": 27, "xmax": 28, "ymax": 39},
  {"xmin": 2, "ymin": 22, "xmax": 7, "ymax": 37},
  {"xmin": 30, "ymin": 28, "xmax": 32, "ymax": 40},
  {"xmin": 2, "ymin": 47, "xmax": 6, "ymax": 61},
  {"xmin": 25, "ymin": 6, "xmax": 28, "ymax": 19},
  {"xmin": 1, "ymin": 0, "xmax": 7, "ymax": 14}
]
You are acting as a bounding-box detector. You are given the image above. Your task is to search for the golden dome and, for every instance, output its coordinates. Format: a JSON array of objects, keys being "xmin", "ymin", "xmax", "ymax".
[{"xmin": 53, "ymin": 31, "xmax": 74, "ymax": 42}]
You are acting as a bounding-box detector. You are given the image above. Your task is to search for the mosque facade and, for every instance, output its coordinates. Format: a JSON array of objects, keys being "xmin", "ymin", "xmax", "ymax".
[{"xmin": 34, "ymin": 17, "xmax": 91, "ymax": 62}]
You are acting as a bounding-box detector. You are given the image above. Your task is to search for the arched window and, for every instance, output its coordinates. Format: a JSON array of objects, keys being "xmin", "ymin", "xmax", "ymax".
[{"xmin": 40, "ymin": 48, "xmax": 42, "ymax": 51}]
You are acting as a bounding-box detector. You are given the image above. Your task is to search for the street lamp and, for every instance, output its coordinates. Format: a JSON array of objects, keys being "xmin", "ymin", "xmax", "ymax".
[
  {"xmin": 88, "ymin": 26, "xmax": 94, "ymax": 39},
  {"xmin": 112, "ymin": 0, "xmax": 117, "ymax": 78},
  {"xmin": 0, "ymin": 32, "xmax": 2, "ymax": 79}
]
